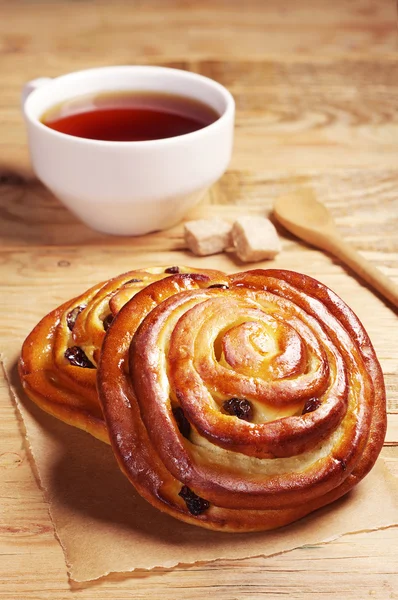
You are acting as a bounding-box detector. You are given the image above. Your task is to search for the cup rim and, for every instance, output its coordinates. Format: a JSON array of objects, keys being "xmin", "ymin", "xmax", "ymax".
[{"xmin": 23, "ymin": 65, "xmax": 235, "ymax": 148}]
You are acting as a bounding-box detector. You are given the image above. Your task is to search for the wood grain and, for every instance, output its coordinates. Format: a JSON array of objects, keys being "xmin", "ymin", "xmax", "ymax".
[{"xmin": 1, "ymin": 0, "xmax": 397, "ymax": 598}]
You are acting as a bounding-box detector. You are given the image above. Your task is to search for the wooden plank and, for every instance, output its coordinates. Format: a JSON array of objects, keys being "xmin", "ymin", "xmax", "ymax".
[
  {"xmin": 3, "ymin": 53, "xmax": 398, "ymax": 232},
  {"xmin": 386, "ymin": 413, "xmax": 398, "ymax": 446},
  {"xmin": 1, "ymin": 167, "xmax": 398, "ymax": 255},
  {"xmin": 0, "ymin": 0, "xmax": 396, "ymax": 63}
]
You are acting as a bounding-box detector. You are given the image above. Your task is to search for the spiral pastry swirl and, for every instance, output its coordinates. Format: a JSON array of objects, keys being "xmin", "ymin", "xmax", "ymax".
[
  {"xmin": 98, "ymin": 269, "xmax": 386, "ymax": 531},
  {"xmin": 19, "ymin": 265, "xmax": 224, "ymax": 442}
]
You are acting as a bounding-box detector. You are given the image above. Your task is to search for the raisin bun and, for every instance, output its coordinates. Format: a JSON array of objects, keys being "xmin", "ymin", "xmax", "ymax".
[
  {"xmin": 98, "ymin": 269, "xmax": 386, "ymax": 531},
  {"xmin": 19, "ymin": 266, "xmax": 226, "ymax": 442}
]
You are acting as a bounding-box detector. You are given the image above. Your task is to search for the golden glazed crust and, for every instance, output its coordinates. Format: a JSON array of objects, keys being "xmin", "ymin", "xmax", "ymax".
[
  {"xmin": 19, "ymin": 266, "xmax": 226, "ymax": 442},
  {"xmin": 98, "ymin": 269, "xmax": 386, "ymax": 532}
]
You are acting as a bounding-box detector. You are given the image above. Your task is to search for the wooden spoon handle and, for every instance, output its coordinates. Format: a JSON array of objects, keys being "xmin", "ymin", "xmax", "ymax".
[{"xmin": 324, "ymin": 233, "xmax": 398, "ymax": 308}]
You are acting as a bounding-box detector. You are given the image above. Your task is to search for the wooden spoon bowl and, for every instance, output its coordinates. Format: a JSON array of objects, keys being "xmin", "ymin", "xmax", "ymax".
[{"xmin": 273, "ymin": 188, "xmax": 398, "ymax": 308}]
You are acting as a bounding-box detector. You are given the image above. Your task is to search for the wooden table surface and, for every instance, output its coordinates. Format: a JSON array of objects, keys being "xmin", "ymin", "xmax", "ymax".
[{"xmin": 1, "ymin": 1, "xmax": 398, "ymax": 598}]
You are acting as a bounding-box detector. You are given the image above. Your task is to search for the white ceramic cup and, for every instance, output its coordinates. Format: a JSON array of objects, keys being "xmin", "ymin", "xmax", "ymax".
[{"xmin": 22, "ymin": 66, "xmax": 235, "ymax": 235}]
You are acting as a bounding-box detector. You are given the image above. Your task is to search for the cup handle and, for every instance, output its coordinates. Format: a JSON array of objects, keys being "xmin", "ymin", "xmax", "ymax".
[{"xmin": 21, "ymin": 77, "xmax": 52, "ymax": 107}]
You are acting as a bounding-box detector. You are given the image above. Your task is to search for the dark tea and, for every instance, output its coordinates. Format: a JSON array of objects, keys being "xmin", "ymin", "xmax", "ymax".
[{"xmin": 41, "ymin": 91, "xmax": 220, "ymax": 141}]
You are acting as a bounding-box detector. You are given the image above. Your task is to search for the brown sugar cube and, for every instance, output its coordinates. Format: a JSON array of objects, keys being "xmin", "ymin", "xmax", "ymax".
[
  {"xmin": 184, "ymin": 218, "xmax": 232, "ymax": 256},
  {"xmin": 232, "ymin": 216, "xmax": 281, "ymax": 262}
]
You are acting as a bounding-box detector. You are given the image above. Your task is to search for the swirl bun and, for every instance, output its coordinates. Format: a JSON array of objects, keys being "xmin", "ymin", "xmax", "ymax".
[
  {"xmin": 19, "ymin": 266, "xmax": 225, "ymax": 442},
  {"xmin": 98, "ymin": 269, "xmax": 386, "ymax": 531}
]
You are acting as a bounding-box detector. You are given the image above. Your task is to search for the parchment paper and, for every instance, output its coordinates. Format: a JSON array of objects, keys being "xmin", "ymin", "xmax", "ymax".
[{"xmin": 5, "ymin": 360, "xmax": 398, "ymax": 583}]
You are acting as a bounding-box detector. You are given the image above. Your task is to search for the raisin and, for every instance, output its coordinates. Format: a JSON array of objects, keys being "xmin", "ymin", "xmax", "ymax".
[
  {"xmin": 223, "ymin": 398, "xmax": 253, "ymax": 421},
  {"xmin": 66, "ymin": 306, "xmax": 85, "ymax": 331},
  {"xmin": 165, "ymin": 266, "xmax": 180, "ymax": 274},
  {"xmin": 172, "ymin": 406, "xmax": 191, "ymax": 439},
  {"xmin": 65, "ymin": 346, "xmax": 95, "ymax": 369},
  {"xmin": 178, "ymin": 486, "xmax": 210, "ymax": 515},
  {"xmin": 302, "ymin": 397, "xmax": 321, "ymax": 415},
  {"xmin": 102, "ymin": 313, "xmax": 114, "ymax": 331},
  {"xmin": 208, "ymin": 283, "xmax": 229, "ymax": 289},
  {"xmin": 125, "ymin": 278, "xmax": 143, "ymax": 284}
]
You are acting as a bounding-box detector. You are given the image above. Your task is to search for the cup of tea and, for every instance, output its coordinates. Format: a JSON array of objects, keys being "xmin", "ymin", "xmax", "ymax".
[{"xmin": 22, "ymin": 66, "xmax": 235, "ymax": 235}]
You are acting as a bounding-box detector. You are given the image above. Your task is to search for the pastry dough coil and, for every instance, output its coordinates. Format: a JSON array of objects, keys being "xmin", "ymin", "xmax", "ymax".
[
  {"xmin": 19, "ymin": 266, "xmax": 224, "ymax": 441},
  {"xmin": 98, "ymin": 269, "xmax": 386, "ymax": 531}
]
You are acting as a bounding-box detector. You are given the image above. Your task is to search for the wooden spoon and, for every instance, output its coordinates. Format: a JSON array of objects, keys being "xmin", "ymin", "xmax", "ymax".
[{"xmin": 273, "ymin": 188, "xmax": 398, "ymax": 308}]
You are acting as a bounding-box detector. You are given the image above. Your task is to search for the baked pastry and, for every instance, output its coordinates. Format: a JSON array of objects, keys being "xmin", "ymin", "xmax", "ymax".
[
  {"xmin": 19, "ymin": 266, "xmax": 226, "ymax": 442},
  {"xmin": 98, "ymin": 268, "xmax": 386, "ymax": 532}
]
